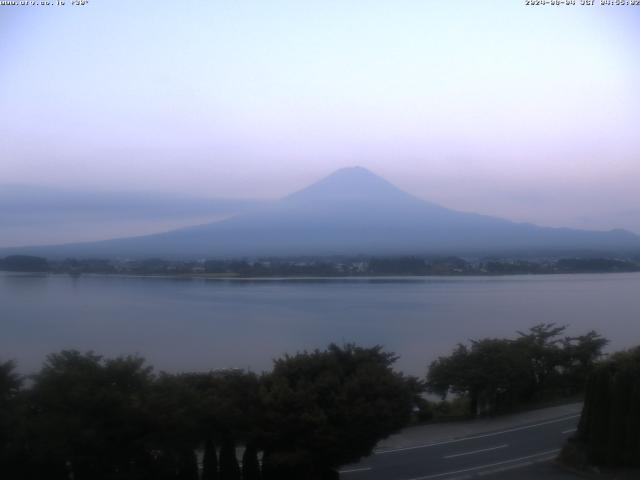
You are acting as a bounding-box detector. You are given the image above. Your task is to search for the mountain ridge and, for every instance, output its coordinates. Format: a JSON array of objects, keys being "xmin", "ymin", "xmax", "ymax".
[{"xmin": 2, "ymin": 167, "xmax": 639, "ymax": 259}]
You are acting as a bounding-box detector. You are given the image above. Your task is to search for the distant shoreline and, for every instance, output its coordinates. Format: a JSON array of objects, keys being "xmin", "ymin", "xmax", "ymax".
[
  {"xmin": 2, "ymin": 253, "xmax": 639, "ymax": 279},
  {"xmin": 3, "ymin": 270, "xmax": 640, "ymax": 281}
]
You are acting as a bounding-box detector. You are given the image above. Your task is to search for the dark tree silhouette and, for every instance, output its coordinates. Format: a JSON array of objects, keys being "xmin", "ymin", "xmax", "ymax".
[
  {"xmin": 428, "ymin": 325, "xmax": 608, "ymax": 416},
  {"xmin": 260, "ymin": 344, "xmax": 416, "ymax": 479},
  {"xmin": 241, "ymin": 443, "xmax": 261, "ymax": 480},
  {"xmin": 177, "ymin": 449, "xmax": 199, "ymax": 480},
  {"xmin": 1, "ymin": 344, "xmax": 419, "ymax": 479},
  {"xmin": 575, "ymin": 346, "xmax": 640, "ymax": 467},
  {"xmin": 219, "ymin": 439, "xmax": 241, "ymax": 480},
  {"xmin": 26, "ymin": 351, "xmax": 154, "ymax": 480},
  {"xmin": 0, "ymin": 255, "xmax": 49, "ymax": 272},
  {"xmin": 202, "ymin": 437, "xmax": 219, "ymax": 480},
  {"xmin": 0, "ymin": 360, "xmax": 24, "ymax": 479}
]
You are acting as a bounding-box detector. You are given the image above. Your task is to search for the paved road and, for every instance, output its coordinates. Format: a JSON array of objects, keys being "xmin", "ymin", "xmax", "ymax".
[{"xmin": 339, "ymin": 412, "xmax": 580, "ymax": 480}]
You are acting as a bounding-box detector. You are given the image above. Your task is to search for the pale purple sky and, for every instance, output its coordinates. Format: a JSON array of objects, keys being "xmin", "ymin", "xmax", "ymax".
[{"xmin": 1, "ymin": 0, "xmax": 640, "ymax": 242}]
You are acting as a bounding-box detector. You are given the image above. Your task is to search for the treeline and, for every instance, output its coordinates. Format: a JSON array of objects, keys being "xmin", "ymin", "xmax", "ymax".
[
  {"xmin": 0, "ymin": 255, "xmax": 50, "ymax": 272},
  {"xmin": 426, "ymin": 324, "xmax": 608, "ymax": 416},
  {"xmin": 0, "ymin": 344, "xmax": 419, "ymax": 480},
  {"xmin": 2, "ymin": 254, "xmax": 640, "ymax": 276},
  {"xmin": 0, "ymin": 327, "xmax": 614, "ymax": 478}
]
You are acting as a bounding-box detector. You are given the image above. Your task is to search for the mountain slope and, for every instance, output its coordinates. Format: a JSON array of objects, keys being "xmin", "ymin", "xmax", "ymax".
[{"xmin": 3, "ymin": 167, "xmax": 639, "ymax": 258}]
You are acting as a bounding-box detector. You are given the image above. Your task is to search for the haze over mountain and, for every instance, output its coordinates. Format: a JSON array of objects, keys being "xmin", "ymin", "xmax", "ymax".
[
  {"xmin": 0, "ymin": 185, "xmax": 264, "ymax": 248},
  {"xmin": 3, "ymin": 167, "xmax": 639, "ymax": 259}
]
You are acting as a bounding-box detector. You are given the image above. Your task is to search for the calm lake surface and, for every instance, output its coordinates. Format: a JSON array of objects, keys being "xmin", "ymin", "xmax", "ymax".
[{"xmin": 1, "ymin": 272, "xmax": 639, "ymax": 376}]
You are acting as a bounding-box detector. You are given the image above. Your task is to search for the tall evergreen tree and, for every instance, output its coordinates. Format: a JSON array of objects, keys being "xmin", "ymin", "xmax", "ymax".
[
  {"xmin": 576, "ymin": 346, "xmax": 640, "ymax": 467},
  {"xmin": 177, "ymin": 449, "xmax": 199, "ymax": 480},
  {"xmin": 219, "ymin": 439, "xmax": 241, "ymax": 480},
  {"xmin": 241, "ymin": 443, "xmax": 261, "ymax": 480},
  {"xmin": 0, "ymin": 360, "xmax": 24, "ymax": 479},
  {"xmin": 202, "ymin": 438, "xmax": 219, "ymax": 480}
]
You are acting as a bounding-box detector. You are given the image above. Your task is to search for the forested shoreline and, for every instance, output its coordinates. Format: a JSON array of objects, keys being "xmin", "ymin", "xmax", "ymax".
[{"xmin": 1, "ymin": 254, "xmax": 639, "ymax": 277}]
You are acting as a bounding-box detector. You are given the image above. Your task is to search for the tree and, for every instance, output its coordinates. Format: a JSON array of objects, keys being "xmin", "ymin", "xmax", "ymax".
[
  {"xmin": 27, "ymin": 351, "xmax": 154, "ymax": 480},
  {"xmin": 202, "ymin": 437, "xmax": 219, "ymax": 480},
  {"xmin": 0, "ymin": 360, "xmax": 24, "ymax": 478},
  {"xmin": 219, "ymin": 439, "xmax": 241, "ymax": 480},
  {"xmin": 427, "ymin": 340, "xmax": 530, "ymax": 415},
  {"xmin": 427, "ymin": 325, "xmax": 608, "ymax": 416},
  {"xmin": 176, "ymin": 449, "xmax": 199, "ymax": 480},
  {"xmin": 0, "ymin": 255, "xmax": 49, "ymax": 272},
  {"xmin": 145, "ymin": 373, "xmax": 202, "ymax": 479},
  {"xmin": 0, "ymin": 360, "xmax": 21, "ymax": 402},
  {"xmin": 242, "ymin": 443, "xmax": 261, "ymax": 480},
  {"xmin": 259, "ymin": 344, "xmax": 416, "ymax": 479},
  {"xmin": 368, "ymin": 257, "xmax": 428, "ymax": 275},
  {"xmin": 575, "ymin": 346, "xmax": 640, "ymax": 467},
  {"xmin": 560, "ymin": 331, "xmax": 608, "ymax": 394},
  {"xmin": 516, "ymin": 323, "xmax": 567, "ymax": 397},
  {"xmin": 180, "ymin": 369, "xmax": 262, "ymax": 479},
  {"xmin": 426, "ymin": 344, "xmax": 473, "ymax": 404}
]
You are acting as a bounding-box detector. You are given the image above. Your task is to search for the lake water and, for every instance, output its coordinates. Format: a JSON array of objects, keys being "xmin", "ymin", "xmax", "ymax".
[{"xmin": 1, "ymin": 272, "xmax": 639, "ymax": 376}]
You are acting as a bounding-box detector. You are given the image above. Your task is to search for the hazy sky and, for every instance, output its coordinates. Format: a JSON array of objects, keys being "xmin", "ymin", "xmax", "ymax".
[{"xmin": 2, "ymin": 1, "xmax": 640, "ymax": 237}]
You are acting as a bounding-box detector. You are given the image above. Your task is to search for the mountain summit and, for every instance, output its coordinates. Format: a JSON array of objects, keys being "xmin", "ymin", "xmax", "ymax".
[
  {"xmin": 286, "ymin": 167, "xmax": 413, "ymax": 203},
  {"xmin": 4, "ymin": 168, "xmax": 639, "ymax": 258}
]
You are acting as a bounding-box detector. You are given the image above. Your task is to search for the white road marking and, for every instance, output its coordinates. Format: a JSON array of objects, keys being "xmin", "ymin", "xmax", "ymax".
[
  {"xmin": 404, "ymin": 449, "xmax": 561, "ymax": 480},
  {"xmin": 376, "ymin": 414, "xmax": 580, "ymax": 454},
  {"xmin": 476, "ymin": 462, "xmax": 533, "ymax": 477},
  {"xmin": 443, "ymin": 444, "xmax": 508, "ymax": 459},
  {"xmin": 339, "ymin": 467, "xmax": 372, "ymax": 474},
  {"xmin": 561, "ymin": 428, "xmax": 577, "ymax": 434}
]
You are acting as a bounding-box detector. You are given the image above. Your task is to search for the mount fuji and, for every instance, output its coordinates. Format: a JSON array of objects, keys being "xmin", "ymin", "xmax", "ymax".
[{"xmin": 4, "ymin": 167, "xmax": 639, "ymax": 258}]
